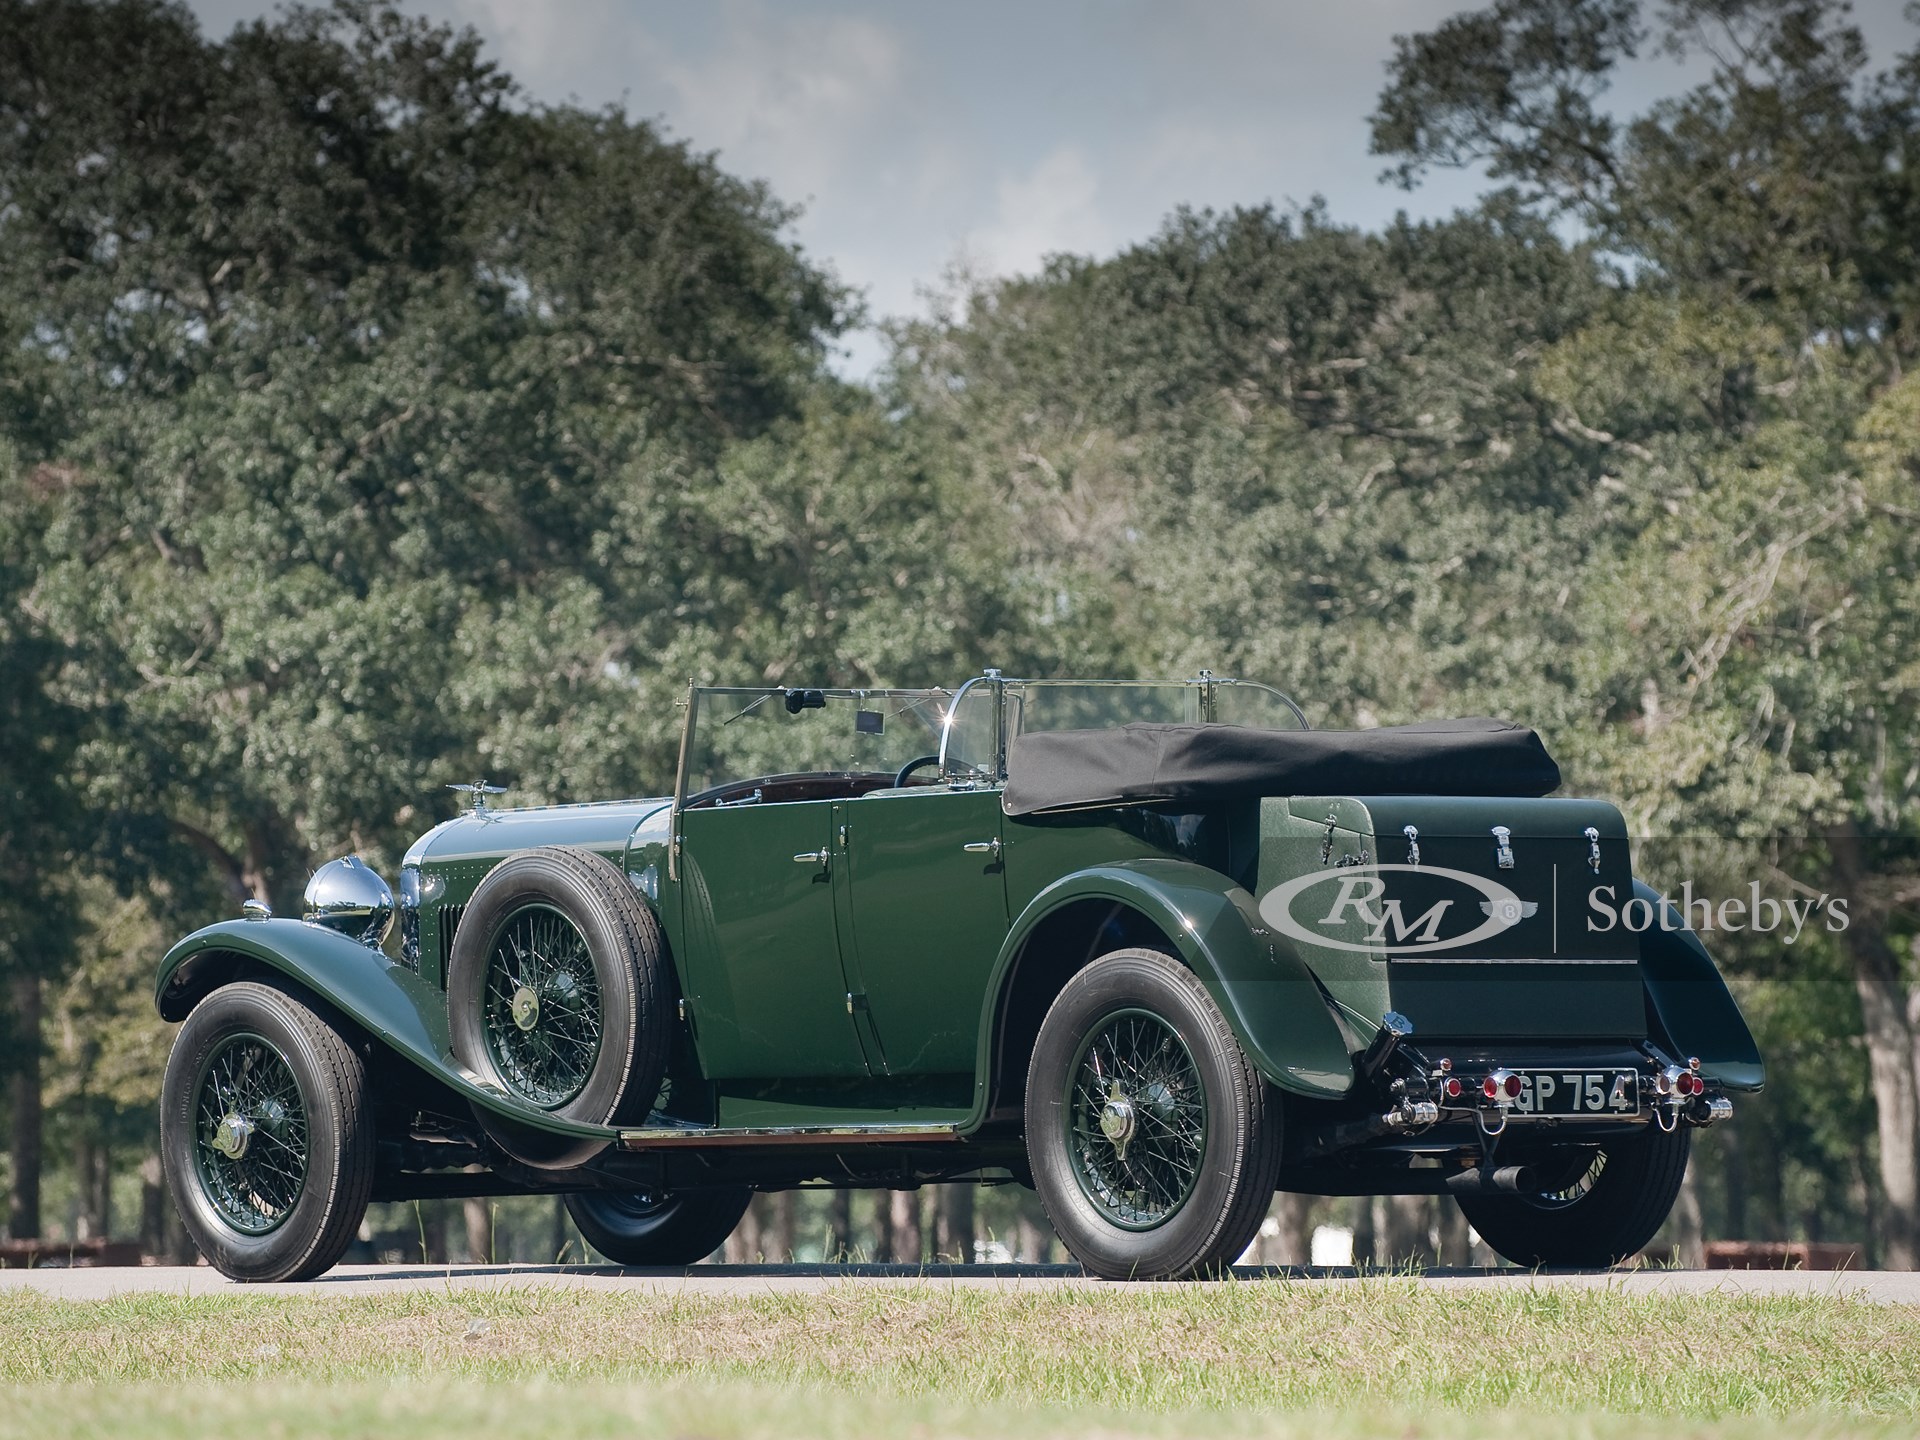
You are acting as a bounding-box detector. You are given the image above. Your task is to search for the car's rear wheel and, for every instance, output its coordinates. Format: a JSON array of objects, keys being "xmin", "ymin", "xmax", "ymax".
[
  {"xmin": 449, "ymin": 846, "xmax": 672, "ymax": 1134},
  {"xmin": 161, "ymin": 981, "xmax": 374, "ymax": 1282},
  {"xmin": 1455, "ymin": 1123, "xmax": 1691, "ymax": 1268},
  {"xmin": 565, "ymin": 1186, "xmax": 753, "ymax": 1266},
  {"xmin": 1024, "ymin": 948, "xmax": 1282, "ymax": 1280}
]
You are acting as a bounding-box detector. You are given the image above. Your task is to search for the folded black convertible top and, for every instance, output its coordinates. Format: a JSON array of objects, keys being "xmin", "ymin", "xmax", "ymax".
[{"xmin": 1001, "ymin": 718, "xmax": 1561, "ymax": 817}]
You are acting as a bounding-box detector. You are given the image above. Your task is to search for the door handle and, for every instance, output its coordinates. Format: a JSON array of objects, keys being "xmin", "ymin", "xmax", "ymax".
[
  {"xmin": 792, "ymin": 850, "xmax": 830, "ymax": 869},
  {"xmin": 962, "ymin": 838, "xmax": 1002, "ymax": 860}
]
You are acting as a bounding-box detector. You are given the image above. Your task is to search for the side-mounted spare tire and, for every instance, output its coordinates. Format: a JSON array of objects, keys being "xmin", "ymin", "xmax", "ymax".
[{"xmin": 448, "ymin": 846, "xmax": 673, "ymax": 1136}]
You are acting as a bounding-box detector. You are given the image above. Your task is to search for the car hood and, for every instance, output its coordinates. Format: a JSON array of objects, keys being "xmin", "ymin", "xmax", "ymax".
[{"xmin": 403, "ymin": 796, "xmax": 673, "ymax": 867}]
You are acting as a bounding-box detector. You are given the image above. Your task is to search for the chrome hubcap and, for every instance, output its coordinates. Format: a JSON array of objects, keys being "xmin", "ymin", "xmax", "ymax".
[
  {"xmin": 1099, "ymin": 1085, "xmax": 1137, "ymax": 1158},
  {"xmin": 210, "ymin": 1112, "xmax": 254, "ymax": 1160},
  {"xmin": 511, "ymin": 985, "xmax": 540, "ymax": 1031}
]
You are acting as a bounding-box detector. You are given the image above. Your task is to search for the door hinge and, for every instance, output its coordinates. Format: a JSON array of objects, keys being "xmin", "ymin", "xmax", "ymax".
[{"xmin": 846, "ymin": 992, "xmax": 868, "ymax": 1015}]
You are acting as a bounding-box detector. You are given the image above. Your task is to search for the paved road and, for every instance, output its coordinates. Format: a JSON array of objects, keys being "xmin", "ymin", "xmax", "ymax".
[{"xmin": 4, "ymin": 1262, "xmax": 1916, "ymax": 1303}]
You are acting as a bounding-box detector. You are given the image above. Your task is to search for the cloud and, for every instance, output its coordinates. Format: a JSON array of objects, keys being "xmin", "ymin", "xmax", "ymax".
[
  {"xmin": 964, "ymin": 144, "xmax": 1110, "ymax": 280},
  {"xmin": 652, "ymin": 7, "xmax": 905, "ymax": 202}
]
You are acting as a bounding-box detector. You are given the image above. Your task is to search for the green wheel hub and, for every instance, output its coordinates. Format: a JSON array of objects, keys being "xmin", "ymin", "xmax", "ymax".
[
  {"xmin": 192, "ymin": 1033, "xmax": 310, "ymax": 1235},
  {"xmin": 1066, "ymin": 1008, "xmax": 1207, "ymax": 1230},
  {"xmin": 483, "ymin": 903, "xmax": 604, "ymax": 1108}
]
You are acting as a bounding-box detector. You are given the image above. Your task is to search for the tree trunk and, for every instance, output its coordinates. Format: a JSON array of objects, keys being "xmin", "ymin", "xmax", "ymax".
[
  {"xmin": 763, "ymin": 1192, "xmax": 796, "ymax": 1263},
  {"xmin": 724, "ymin": 1195, "xmax": 766, "ymax": 1263},
  {"xmin": 826, "ymin": 1188, "xmax": 852, "ymax": 1261},
  {"xmin": 73, "ymin": 1135, "xmax": 99, "ymax": 1240},
  {"xmin": 243, "ymin": 810, "xmax": 310, "ymax": 913},
  {"xmin": 418, "ymin": 1201, "xmax": 449, "ymax": 1264},
  {"xmin": 870, "ymin": 1188, "xmax": 894, "ymax": 1262},
  {"xmin": 1351, "ymin": 1195, "xmax": 1377, "ymax": 1267},
  {"xmin": 1382, "ymin": 1194, "xmax": 1435, "ymax": 1267},
  {"xmin": 463, "ymin": 1197, "xmax": 493, "ymax": 1264},
  {"xmin": 139, "ymin": 1155, "xmax": 167, "ymax": 1260},
  {"xmin": 1831, "ymin": 823, "xmax": 1920, "ymax": 1269},
  {"xmin": 1271, "ymin": 1191, "xmax": 1314, "ymax": 1266},
  {"xmin": 934, "ymin": 1183, "xmax": 976, "ymax": 1264},
  {"xmin": 1671, "ymin": 1164, "xmax": 1705, "ymax": 1267},
  {"xmin": 6, "ymin": 975, "xmax": 41, "ymax": 1239},
  {"xmin": 1435, "ymin": 1197, "xmax": 1471, "ymax": 1268},
  {"xmin": 1013, "ymin": 1211, "xmax": 1047, "ymax": 1263},
  {"xmin": 551, "ymin": 1195, "xmax": 571, "ymax": 1263},
  {"xmin": 887, "ymin": 1189, "xmax": 922, "ymax": 1265}
]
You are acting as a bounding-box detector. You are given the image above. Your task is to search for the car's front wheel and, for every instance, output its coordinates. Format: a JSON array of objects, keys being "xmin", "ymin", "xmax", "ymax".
[
  {"xmin": 160, "ymin": 981, "xmax": 374, "ymax": 1282},
  {"xmin": 1024, "ymin": 948, "xmax": 1282, "ymax": 1280},
  {"xmin": 1454, "ymin": 1123, "xmax": 1692, "ymax": 1268},
  {"xmin": 565, "ymin": 1186, "xmax": 753, "ymax": 1266}
]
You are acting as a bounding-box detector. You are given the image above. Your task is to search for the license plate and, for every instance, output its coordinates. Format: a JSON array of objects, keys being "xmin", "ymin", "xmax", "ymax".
[{"xmin": 1511, "ymin": 1070, "xmax": 1638, "ymax": 1117}]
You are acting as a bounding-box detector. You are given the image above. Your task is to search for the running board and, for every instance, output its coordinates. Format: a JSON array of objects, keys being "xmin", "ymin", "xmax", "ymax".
[{"xmin": 618, "ymin": 1123, "xmax": 961, "ymax": 1150}]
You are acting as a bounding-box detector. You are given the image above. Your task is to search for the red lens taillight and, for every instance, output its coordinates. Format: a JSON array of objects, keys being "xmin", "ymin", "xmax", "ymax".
[
  {"xmin": 1444, "ymin": 1077, "xmax": 1463, "ymax": 1100},
  {"xmin": 1504, "ymin": 1074, "xmax": 1524, "ymax": 1100},
  {"xmin": 1481, "ymin": 1076, "xmax": 1500, "ymax": 1100}
]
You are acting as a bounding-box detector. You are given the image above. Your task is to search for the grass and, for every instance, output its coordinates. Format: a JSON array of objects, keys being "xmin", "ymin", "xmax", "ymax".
[{"xmin": 1, "ymin": 1279, "xmax": 1914, "ymax": 1437}]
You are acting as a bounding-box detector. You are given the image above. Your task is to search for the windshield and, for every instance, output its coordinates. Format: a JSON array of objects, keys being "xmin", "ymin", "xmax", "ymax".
[
  {"xmin": 680, "ymin": 687, "xmax": 952, "ymax": 801},
  {"xmin": 940, "ymin": 676, "xmax": 1307, "ymax": 780}
]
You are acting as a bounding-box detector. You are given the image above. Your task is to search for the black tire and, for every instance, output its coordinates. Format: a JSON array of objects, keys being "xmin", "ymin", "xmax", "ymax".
[
  {"xmin": 160, "ymin": 981, "xmax": 374, "ymax": 1282},
  {"xmin": 1456, "ymin": 1123, "xmax": 1692, "ymax": 1268},
  {"xmin": 565, "ymin": 1187, "xmax": 754, "ymax": 1266},
  {"xmin": 1024, "ymin": 948, "xmax": 1283, "ymax": 1280},
  {"xmin": 448, "ymin": 846, "xmax": 672, "ymax": 1130}
]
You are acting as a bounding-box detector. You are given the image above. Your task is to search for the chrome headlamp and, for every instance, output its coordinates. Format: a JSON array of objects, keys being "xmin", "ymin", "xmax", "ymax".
[{"xmin": 303, "ymin": 855, "xmax": 395, "ymax": 948}]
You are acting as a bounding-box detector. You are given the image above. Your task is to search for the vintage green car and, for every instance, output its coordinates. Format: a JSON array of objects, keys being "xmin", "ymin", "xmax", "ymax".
[{"xmin": 154, "ymin": 673, "xmax": 1762, "ymax": 1281}]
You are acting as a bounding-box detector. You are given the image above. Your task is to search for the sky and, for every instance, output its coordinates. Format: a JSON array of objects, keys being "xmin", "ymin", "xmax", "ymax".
[{"xmin": 187, "ymin": 0, "xmax": 1918, "ymax": 376}]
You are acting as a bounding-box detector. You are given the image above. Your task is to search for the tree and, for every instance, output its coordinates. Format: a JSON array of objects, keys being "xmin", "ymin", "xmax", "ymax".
[
  {"xmin": 0, "ymin": 462, "xmax": 87, "ymax": 1238},
  {"xmin": 1, "ymin": 0, "xmax": 856, "ymax": 911}
]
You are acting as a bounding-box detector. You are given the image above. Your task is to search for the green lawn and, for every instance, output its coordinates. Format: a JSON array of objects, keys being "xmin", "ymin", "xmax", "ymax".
[{"xmin": 1, "ymin": 1280, "xmax": 1914, "ymax": 1438}]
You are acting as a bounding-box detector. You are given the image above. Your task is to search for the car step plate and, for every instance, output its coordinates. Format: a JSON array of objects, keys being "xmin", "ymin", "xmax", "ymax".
[{"xmin": 1509, "ymin": 1069, "xmax": 1639, "ymax": 1117}]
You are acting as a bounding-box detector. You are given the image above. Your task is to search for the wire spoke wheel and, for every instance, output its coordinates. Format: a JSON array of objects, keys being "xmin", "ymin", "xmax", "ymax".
[
  {"xmin": 483, "ymin": 903, "xmax": 604, "ymax": 1108},
  {"xmin": 1065, "ymin": 1008, "xmax": 1208, "ymax": 1230},
  {"xmin": 1523, "ymin": 1150, "xmax": 1607, "ymax": 1210},
  {"xmin": 191, "ymin": 1032, "xmax": 310, "ymax": 1236}
]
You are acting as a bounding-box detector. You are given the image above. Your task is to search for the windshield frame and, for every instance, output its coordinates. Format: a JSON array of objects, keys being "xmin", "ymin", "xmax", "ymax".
[
  {"xmin": 673, "ymin": 684, "xmax": 956, "ymax": 814},
  {"xmin": 934, "ymin": 673, "xmax": 1309, "ymax": 780}
]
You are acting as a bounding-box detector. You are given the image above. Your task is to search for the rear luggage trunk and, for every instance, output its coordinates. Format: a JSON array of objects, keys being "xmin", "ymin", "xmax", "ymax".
[{"xmin": 1256, "ymin": 795, "xmax": 1645, "ymax": 1044}]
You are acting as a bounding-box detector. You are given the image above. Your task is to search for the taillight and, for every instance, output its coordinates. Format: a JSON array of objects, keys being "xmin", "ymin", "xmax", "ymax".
[
  {"xmin": 1503, "ymin": 1073, "xmax": 1523, "ymax": 1100},
  {"xmin": 1444, "ymin": 1077, "xmax": 1463, "ymax": 1100},
  {"xmin": 1481, "ymin": 1076, "xmax": 1500, "ymax": 1100}
]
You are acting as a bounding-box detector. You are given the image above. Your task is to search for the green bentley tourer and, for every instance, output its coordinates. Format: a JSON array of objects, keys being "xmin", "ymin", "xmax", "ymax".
[{"xmin": 154, "ymin": 672, "xmax": 1761, "ymax": 1281}]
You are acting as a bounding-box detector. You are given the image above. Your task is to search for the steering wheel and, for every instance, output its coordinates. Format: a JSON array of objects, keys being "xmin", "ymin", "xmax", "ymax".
[{"xmin": 893, "ymin": 754, "xmax": 940, "ymax": 788}]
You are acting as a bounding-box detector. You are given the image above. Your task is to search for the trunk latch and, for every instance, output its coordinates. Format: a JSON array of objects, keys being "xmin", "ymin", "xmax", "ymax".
[{"xmin": 1491, "ymin": 825, "xmax": 1514, "ymax": 869}]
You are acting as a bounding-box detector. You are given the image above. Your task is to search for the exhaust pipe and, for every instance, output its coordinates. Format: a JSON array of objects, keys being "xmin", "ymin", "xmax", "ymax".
[{"xmin": 1444, "ymin": 1164, "xmax": 1537, "ymax": 1196}]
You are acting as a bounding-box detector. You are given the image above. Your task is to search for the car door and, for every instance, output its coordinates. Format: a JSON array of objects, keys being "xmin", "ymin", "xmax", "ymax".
[
  {"xmin": 676, "ymin": 798, "xmax": 870, "ymax": 1079},
  {"xmin": 839, "ymin": 786, "xmax": 1011, "ymax": 1076}
]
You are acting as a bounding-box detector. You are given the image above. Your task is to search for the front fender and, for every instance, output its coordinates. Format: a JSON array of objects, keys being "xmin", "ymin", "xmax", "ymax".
[
  {"xmin": 155, "ymin": 918, "xmax": 615, "ymax": 1141},
  {"xmin": 975, "ymin": 859, "xmax": 1355, "ymax": 1112},
  {"xmin": 1634, "ymin": 880, "xmax": 1766, "ymax": 1092}
]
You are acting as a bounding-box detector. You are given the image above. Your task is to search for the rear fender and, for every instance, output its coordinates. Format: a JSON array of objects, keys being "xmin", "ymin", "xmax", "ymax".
[
  {"xmin": 155, "ymin": 918, "xmax": 616, "ymax": 1142},
  {"xmin": 1635, "ymin": 880, "xmax": 1766, "ymax": 1091},
  {"xmin": 972, "ymin": 859, "xmax": 1355, "ymax": 1125}
]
